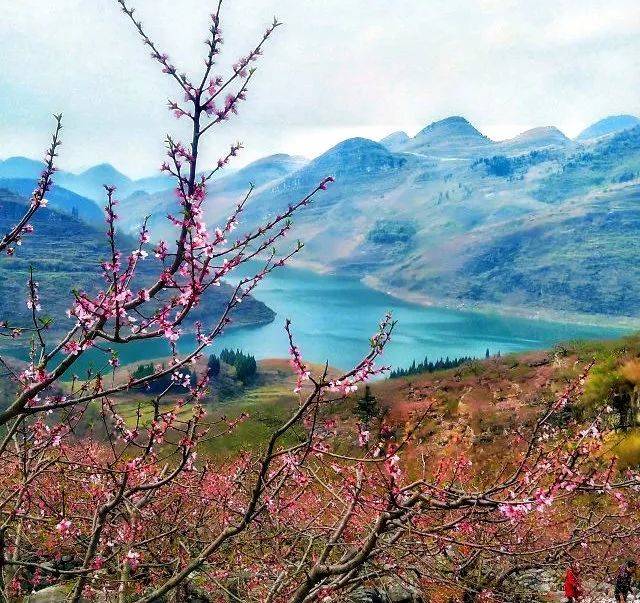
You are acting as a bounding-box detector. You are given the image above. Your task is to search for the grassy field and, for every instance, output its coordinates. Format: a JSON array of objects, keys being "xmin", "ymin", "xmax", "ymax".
[
  {"xmin": 5, "ymin": 334, "xmax": 640, "ymax": 468},
  {"xmin": 115, "ymin": 382, "xmax": 300, "ymax": 456},
  {"xmin": 86, "ymin": 358, "xmax": 305, "ymax": 458}
]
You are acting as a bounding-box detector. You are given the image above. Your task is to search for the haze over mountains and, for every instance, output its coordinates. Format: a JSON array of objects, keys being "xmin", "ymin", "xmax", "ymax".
[
  {"xmin": 3, "ymin": 113, "xmax": 640, "ymax": 322},
  {"xmin": 0, "ymin": 157, "xmax": 177, "ymax": 201}
]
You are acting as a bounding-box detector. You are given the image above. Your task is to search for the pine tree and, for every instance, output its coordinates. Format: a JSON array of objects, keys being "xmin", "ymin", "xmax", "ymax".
[
  {"xmin": 356, "ymin": 385, "xmax": 379, "ymax": 423},
  {"xmin": 207, "ymin": 354, "xmax": 220, "ymax": 377},
  {"xmin": 390, "ymin": 354, "xmax": 475, "ymax": 379}
]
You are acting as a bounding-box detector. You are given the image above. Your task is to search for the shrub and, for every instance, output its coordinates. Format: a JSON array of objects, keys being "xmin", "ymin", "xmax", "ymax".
[{"xmin": 366, "ymin": 219, "xmax": 417, "ymax": 245}]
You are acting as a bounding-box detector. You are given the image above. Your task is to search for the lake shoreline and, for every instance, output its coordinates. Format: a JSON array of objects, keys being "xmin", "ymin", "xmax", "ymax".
[
  {"xmin": 286, "ymin": 257, "xmax": 640, "ymax": 330},
  {"xmin": 362, "ymin": 275, "xmax": 640, "ymax": 331},
  {"xmin": 4, "ymin": 263, "xmax": 630, "ymax": 376}
]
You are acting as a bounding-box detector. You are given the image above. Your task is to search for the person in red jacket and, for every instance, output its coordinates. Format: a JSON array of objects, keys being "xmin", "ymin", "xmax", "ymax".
[{"xmin": 565, "ymin": 563, "xmax": 583, "ymax": 602}]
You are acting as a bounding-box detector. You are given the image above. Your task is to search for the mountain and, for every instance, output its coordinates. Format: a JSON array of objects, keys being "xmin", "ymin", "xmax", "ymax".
[
  {"xmin": 228, "ymin": 154, "xmax": 308, "ymax": 188},
  {"xmin": 118, "ymin": 153, "xmax": 310, "ymax": 240},
  {"xmin": 384, "ymin": 182, "xmax": 640, "ymax": 316},
  {"xmin": 0, "ymin": 189, "xmax": 275, "ymax": 344},
  {"xmin": 576, "ymin": 115, "xmax": 640, "ymax": 141},
  {"xmin": 117, "ymin": 139, "xmax": 413, "ymax": 268},
  {"xmin": 533, "ymin": 125, "xmax": 640, "ymax": 203},
  {"xmin": 0, "ymin": 178, "xmax": 103, "ymax": 224},
  {"xmin": 6, "ymin": 111, "xmax": 640, "ymax": 322},
  {"xmin": 55, "ymin": 163, "xmax": 133, "ymax": 202},
  {"xmin": 78, "ymin": 163, "xmax": 129, "ymax": 184},
  {"xmin": 400, "ymin": 116, "xmax": 492, "ymax": 156},
  {"xmin": 379, "ymin": 131, "xmax": 410, "ymax": 152},
  {"xmin": 191, "ymin": 118, "xmax": 640, "ymax": 321},
  {"xmin": 362, "ymin": 127, "xmax": 640, "ymax": 318},
  {"xmin": 233, "ymin": 138, "xmax": 418, "ymax": 267},
  {"xmin": 0, "ymin": 158, "xmax": 174, "ymax": 204},
  {"xmin": 106, "ymin": 114, "xmax": 640, "ymax": 321},
  {"xmin": 413, "ymin": 115, "xmax": 488, "ymax": 140},
  {"xmin": 125, "ymin": 174, "xmax": 176, "ymax": 196},
  {"xmin": 0, "ymin": 158, "xmax": 131, "ymax": 203},
  {"xmin": 56, "ymin": 163, "xmax": 132, "ymax": 200},
  {"xmin": 0, "ymin": 156, "xmax": 45, "ymax": 179},
  {"xmin": 380, "ymin": 120, "xmax": 573, "ymax": 157},
  {"xmin": 496, "ymin": 126, "xmax": 572, "ymax": 155}
]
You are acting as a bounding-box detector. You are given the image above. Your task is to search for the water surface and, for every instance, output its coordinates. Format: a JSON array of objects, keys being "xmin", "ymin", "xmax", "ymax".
[{"xmin": 31, "ymin": 262, "xmax": 630, "ymax": 375}]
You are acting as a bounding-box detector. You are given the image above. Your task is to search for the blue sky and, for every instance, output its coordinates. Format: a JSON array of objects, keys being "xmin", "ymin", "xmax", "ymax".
[{"xmin": 1, "ymin": 0, "xmax": 639, "ymax": 177}]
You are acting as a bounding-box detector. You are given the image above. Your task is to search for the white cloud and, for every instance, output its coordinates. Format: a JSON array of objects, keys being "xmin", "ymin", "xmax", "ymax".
[{"xmin": 545, "ymin": 7, "xmax": 638, "ymax": 44}]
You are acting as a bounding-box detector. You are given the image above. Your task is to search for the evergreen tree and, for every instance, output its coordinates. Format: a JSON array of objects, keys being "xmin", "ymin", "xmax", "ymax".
[
  {"xmin": 390, "ymin": 354, "xmax": 475, "ymax": 379},
  {"xmin": 356, "ymin": 385, "xmax": 379, "ymax": 423},
  {"xmin": 235, "ymin": 354, "xmax": 257, "ymax": 384},
  {"xmin": 207, "ymin": 354, "xmax": 221, "ymax": 377},
  {"xmin": 218, "ymin": 348, "xmax": 258, "ymax": 384}
]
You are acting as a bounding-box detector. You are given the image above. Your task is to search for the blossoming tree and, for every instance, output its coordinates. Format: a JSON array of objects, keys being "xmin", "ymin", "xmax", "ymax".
[{"xmin": 0, "ymin": 2, "xmax": 638, "ymax": 602}]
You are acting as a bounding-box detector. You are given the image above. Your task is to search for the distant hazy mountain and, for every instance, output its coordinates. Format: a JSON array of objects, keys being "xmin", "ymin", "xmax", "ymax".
[
  {"xmin": 495, "ymin": 126, "xmax": 573, "ymax": 155},
  {"xmin": 124, "ymin": 174, "xmax": 176, "ymax": 196},
  {"xmin": 0, "ymin": 180, "xmax": 103, "ymax": 224},
  {"xmin": 0, "ymin": 153, "xmax": 301, "ymax": 212},
  {"xmin": 118, "ymin": 153, "xmax": 309, "ymax": 239},
  {"xmin": 379, "ymin": 131, "xmax": 410, "ymax": 152},
  {"xmin": 392, "ymin": 116, "xmax": 492, "ymax": 157},
  {"xmin": 0, "ymin": 158, "xmax": 129, "ymax": 203},
  {"xmin": 56, "ymin": 163, "xmax": 132, "ymax": 200},
  {"xmin": 0, "ymin": 156, "xmax": 45, "ymax": 179},
  {"xmin": 380, "ymin": 119, "xmax": 575, "ymax": 157},
  {"xmin": 576, "ymin": 115, "xmax": 640, "ymax": 141},
  {"xmin": 0, "ymin": 189, "xmax": 274, "ymax": 342},
  {"xmin": 0, "ymin": 158, "xmax": 172, "ymax": 205}
]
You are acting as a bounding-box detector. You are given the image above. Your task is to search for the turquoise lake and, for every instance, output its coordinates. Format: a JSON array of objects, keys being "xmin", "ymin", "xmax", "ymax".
[{"xmin": 33, "ymin": 262, "xmax": 632, "ymax": 376}]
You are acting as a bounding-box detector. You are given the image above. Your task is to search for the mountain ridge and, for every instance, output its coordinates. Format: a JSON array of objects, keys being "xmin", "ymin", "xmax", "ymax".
[
  {"xmin": 3, "ymin": 112, "xmax": 639, "ymax": 190},
  {"xmin": 576, "ymin": 115, "xmax": 640, "ymax": 141}
]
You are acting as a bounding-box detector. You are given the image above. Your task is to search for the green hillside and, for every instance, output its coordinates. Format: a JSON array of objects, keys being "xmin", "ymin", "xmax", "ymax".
[
  {"xmin": 0, "ymin": 189, "xmax": 275, "ymax": 346},
  {"xmin": 249, "ymin": 122, "xmax": 640, "ymax": 321}
]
